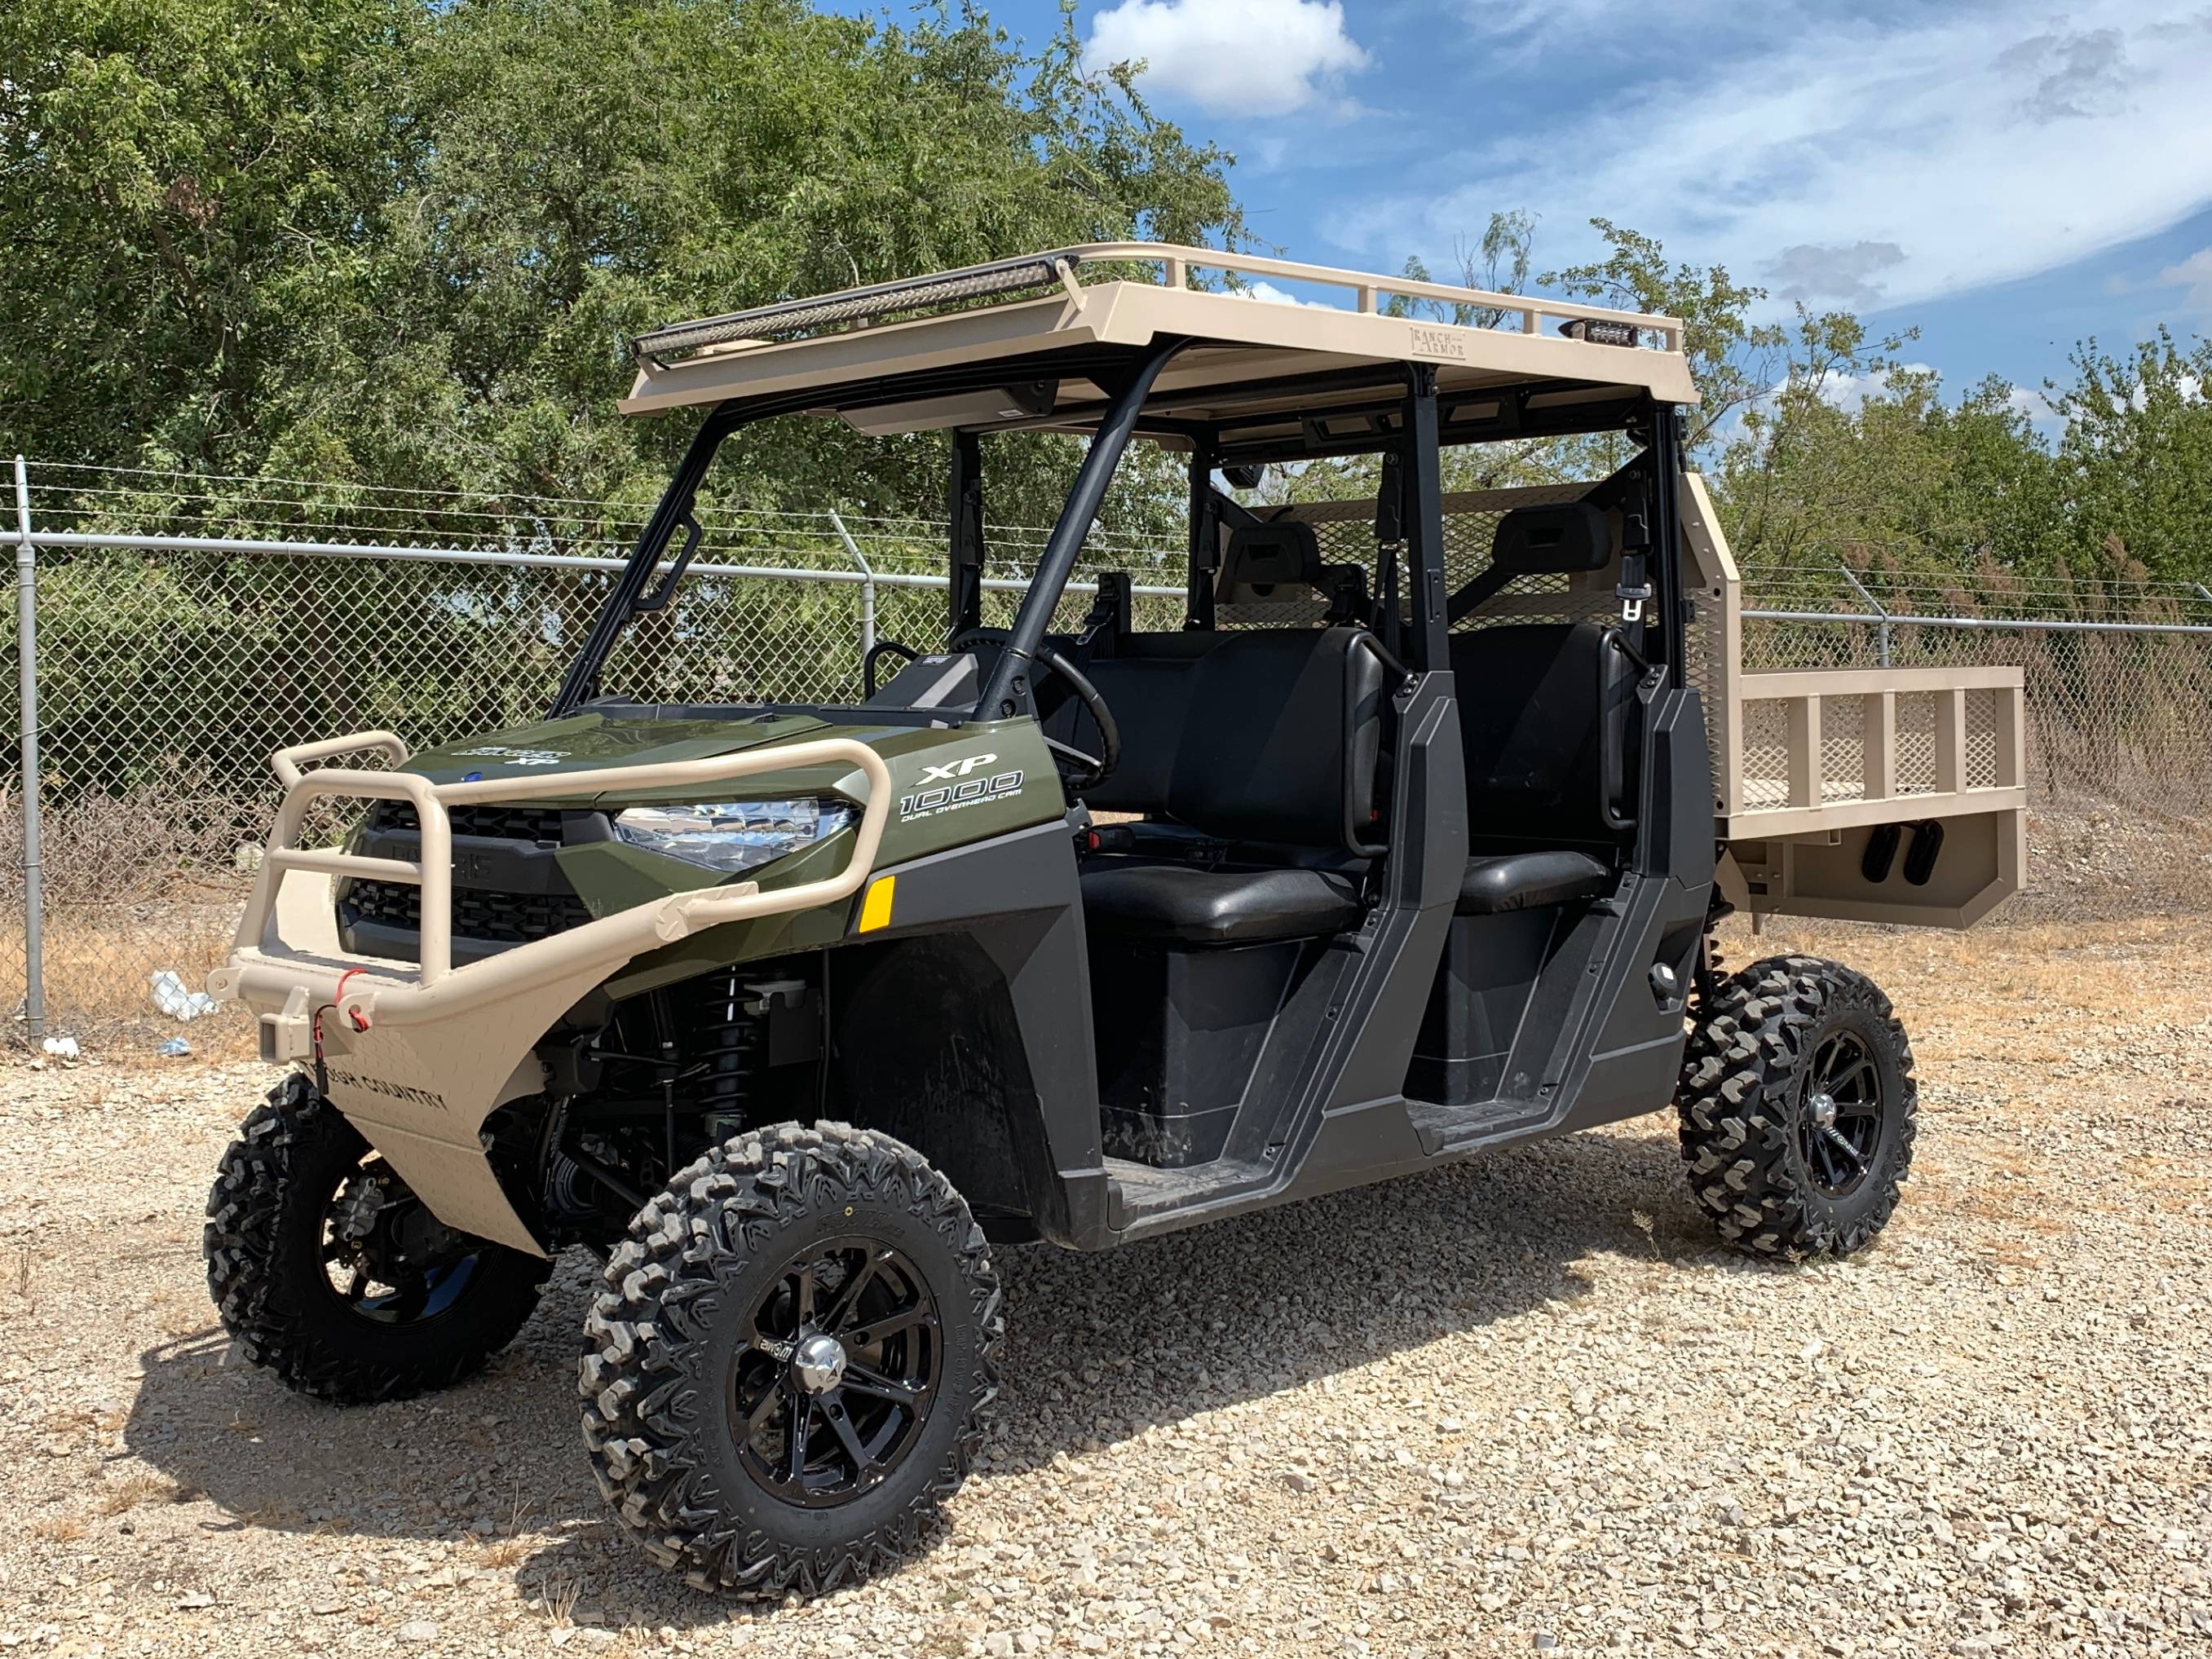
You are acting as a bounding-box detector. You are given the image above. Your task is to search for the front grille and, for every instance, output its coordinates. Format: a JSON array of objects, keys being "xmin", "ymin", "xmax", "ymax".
[
  {"xmin": 366, "ymin": 801, "xmax": 571, "ymax": 842},
  {"xmin": 342, "ymin": 879, "xmax": 594, "ymax": 946}
]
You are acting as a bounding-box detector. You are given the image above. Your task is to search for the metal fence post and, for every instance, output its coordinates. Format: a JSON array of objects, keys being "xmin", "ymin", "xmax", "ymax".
[
  {"xmin": 828, "ymin": 510, "xmax": 876, "ymax": 662},
  {"xmin": 13, "ymin": 457, "xmax": 45, "ymax": 1042},
  {"xmin": 1833, "ymin": 554, "xmax": 1891, "ymax": 667}
]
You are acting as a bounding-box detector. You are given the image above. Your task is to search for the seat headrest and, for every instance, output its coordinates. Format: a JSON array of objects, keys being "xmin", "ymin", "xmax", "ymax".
[
  {"xmin": 1491, "ymin": 501, "xmax": 1613, "ymax": 574},
  {"xmin": 1215, "ymin": 520, "xmax": 1325, "ymax": 605}
]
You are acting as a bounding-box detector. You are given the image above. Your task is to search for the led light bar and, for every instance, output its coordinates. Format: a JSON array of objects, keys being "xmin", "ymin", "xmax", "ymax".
[
  {"xmin": 1559, "ymin": 316, "xmax": 1643, "ymax": 348},
  {"xmin": 630, "ymin": 250, "xmax": 1088, "ymax": 365}
]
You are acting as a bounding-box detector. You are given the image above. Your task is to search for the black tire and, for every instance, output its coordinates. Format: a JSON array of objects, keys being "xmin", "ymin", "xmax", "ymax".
[
  {"xmin": 204, "ymin": 1077, "xmax": 550, "ymax": 1404},
  {"xmin": 1677, "ymin": 953, "xmax": 1918, "ymax": 1258},
  {"xmin": 581, "ymin": 1121, "xmax": 1002, "ymax": 1597}
]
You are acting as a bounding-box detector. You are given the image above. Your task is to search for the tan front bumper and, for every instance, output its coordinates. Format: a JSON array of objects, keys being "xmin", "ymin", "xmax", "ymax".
[{"xmin": 210, "ymin": 732, "xmax": 892, "ymax": 1254}]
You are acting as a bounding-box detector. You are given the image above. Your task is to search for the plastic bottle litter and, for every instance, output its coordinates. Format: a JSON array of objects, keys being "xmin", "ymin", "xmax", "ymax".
[
  {"xmin": 157, "ymin": 1037, "xmax": 192, "ymax": 1058},
  {"xmin": 40, "ymin": 1035, "xmax": 80, "ymax": 1060},
  {"xmin": 148, "ymin": 969, "xmax": 218, "ymax": 1021}
]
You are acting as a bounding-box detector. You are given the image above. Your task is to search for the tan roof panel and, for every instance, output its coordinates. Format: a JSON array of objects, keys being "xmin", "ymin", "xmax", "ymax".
[{"xmin": 618, "ymin": 243, "xmax": 1698, "ymax": 430}]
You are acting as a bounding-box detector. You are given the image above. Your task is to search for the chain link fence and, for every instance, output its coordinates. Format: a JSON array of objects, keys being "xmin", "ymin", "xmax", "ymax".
[{"xmin": 4, "ymin": 458, "xmax": 2210, "ymax": 1050}]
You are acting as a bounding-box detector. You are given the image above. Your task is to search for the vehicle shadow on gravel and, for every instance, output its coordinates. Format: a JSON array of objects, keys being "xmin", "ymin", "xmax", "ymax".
[{"xmin": 121, "ymin": 1123, "xmax": 1715, "ymax": 1621}]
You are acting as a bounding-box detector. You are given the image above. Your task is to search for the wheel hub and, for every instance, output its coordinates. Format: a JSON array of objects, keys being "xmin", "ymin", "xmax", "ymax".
[
  {"xmin": 1797, "ymin": 1032, "xmax": 1886, "ymax": 1199},
  {"xmin": 729, "ymin": 1237, "xmax": 943, "ymax": 1509},
  {"xmin": 791, "ymin": 1333, "xmax": 848, "ymax": 1395}
]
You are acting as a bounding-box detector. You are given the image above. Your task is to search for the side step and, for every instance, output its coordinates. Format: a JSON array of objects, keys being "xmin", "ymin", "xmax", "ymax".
[{"xmin": 1102, "ymin": 1154, "xmax": 1271, "ymax": 1230}]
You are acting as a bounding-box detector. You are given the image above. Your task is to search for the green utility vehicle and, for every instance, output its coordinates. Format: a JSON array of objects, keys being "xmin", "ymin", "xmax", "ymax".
[{"xmin": 203, "ymin": 245, "xmax": 2028, "ymax": 1595}]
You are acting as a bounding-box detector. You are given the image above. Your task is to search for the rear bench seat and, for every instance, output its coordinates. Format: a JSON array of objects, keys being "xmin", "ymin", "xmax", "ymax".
[{"xmin": 1446, "ymin": 620, "xmax": 1633, "ymax": 912}]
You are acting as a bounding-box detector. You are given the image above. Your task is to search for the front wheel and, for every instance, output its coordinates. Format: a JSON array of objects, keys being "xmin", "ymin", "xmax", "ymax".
[
  {"xmin": 1677, "ymin": 954, "xmax": 1918, "ymax": 1257},
  {"xmin": 581, "ymin": 1122, "xmax": 1002, "ymax": 1597},
  {"xmin": 204, "ymin": 1078, "xmax": 550, "ymax": 1402}
]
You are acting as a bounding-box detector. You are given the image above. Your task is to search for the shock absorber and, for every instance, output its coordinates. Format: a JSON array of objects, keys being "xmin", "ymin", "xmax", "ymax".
[
  {"xmin": 683, "ymin": 968, "xmax": 766, "ymax": 1143},
  {"xmin": 1693, "ymin": 916, "xmax": 1729, "ymax": 1024}
]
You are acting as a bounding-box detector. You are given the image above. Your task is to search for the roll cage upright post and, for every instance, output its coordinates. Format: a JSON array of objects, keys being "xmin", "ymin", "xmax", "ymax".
[
  {"xmin": 551, "ymin": 404, "xmax": 742, "ymax": 716},
  {"xmin": 1646, "ymin": 404, "xmax": 1690, "ymax": 691},
  {"xmin": 977, "ymin": 338, "xmax": 1190, "ymax": 719},
  {"xmin": 1184, "ymin": 448, "xmax": 1220, "ymax": 633},
  {"xmin": 1402, "ymin": 365, "xmax": 1450, "ymax": 674},
  {"xmin": 948, "ymin": 429, "xmax": 986, "ymax": 638}
]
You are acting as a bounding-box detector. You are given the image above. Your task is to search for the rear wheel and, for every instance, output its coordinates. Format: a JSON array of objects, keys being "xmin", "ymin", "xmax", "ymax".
[
  {"xmin": 204, "ymin": 1077, "xmax": 550, "ymax": 1403},
  {"xmin": 581, "ymin": 1121, "xmax": 1001, "ymax": 1596},
  {"xmin": 1677, "ymin": 954, "xmax": 1917, "ymax": 1257}
]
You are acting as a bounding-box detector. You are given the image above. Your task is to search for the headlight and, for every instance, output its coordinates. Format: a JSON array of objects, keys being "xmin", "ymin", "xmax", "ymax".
[{"xmin": 612, "ymin": 798, "xmax": 856, "ymax": 876}]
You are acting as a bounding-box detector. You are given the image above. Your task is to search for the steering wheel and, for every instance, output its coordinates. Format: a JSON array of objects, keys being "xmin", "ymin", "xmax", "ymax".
[{"xmin": 947, "ymin": 626, "xmax": 1121, "ymax": 789}]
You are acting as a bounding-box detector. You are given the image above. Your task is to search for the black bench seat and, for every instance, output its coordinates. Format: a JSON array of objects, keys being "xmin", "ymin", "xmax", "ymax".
[
  {"xmin": 1080, "ymin": 860, "xmax": 1366, "ymax": 946},
  {"xmin": 1457, "ymin": 849, "xmax": 1613, "ymax": 915}
]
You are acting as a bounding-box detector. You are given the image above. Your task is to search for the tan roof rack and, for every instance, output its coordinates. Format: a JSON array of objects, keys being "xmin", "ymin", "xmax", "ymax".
[{"xmin": 620, "ymin": 241, "xmax": 1698, "ymax": 430}]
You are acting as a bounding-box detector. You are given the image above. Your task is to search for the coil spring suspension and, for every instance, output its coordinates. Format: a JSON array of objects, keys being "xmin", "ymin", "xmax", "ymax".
[
  {"xmin": 682, "ymin": 968, "xmax": 766, "ymax": 1137},
  {"xmin": 1692, "ymin": 928, "xmax": 1727, "ymax": 1024}
]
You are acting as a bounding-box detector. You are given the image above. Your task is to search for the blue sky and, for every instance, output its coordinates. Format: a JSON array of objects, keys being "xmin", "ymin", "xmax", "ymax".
[{"xmin": 834, "ymin": 0, "xmax": 2212, "ymax": 406}]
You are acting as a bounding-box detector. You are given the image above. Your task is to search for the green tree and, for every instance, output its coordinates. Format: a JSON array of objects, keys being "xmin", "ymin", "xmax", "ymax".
[
  {"xmin": 2046, "ymin": 328, "xmax": 2212, "ymax": 584},
  {"xmin": 0, "ymin": 0, "xmax": 1244, "ymax": 532}
]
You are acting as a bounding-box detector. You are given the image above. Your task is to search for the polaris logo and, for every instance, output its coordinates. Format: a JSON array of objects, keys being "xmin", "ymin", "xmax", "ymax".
[{"xmin": 453, "ymin": 744, "xmax": 567, "ymax": 767}]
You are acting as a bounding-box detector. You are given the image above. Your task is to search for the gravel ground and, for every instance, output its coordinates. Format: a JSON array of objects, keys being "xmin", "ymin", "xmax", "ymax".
[{"xmin": 1, "ymin": 907, "xmax": 2208, "ymax": 1659}]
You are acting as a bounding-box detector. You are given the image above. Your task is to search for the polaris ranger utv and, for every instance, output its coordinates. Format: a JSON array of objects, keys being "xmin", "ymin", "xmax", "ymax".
[{"xmin": 202, "ymin": 245, "xmax": 2028, "ymax": 1595}]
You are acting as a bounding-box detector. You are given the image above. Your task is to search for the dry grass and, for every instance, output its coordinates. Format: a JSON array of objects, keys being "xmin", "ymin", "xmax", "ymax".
[
  {"xmin": 1718, "ymin": 907, "xmax": 2209, "ymax": 1039},
  {"xmin": 473, "ymin": 1486, "xmax": 541, "ymax": 1570},
  {"xmin": 94, "ymin": 1472, "xmax": 185, "ymax": 1516},
  {"xmin": 2, "ymin": 906, "xmax": 258, "ymax": 1062}
]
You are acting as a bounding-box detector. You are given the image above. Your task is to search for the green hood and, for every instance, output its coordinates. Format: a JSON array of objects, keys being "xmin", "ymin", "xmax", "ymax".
[
  {"xmin": 397, "ymin": 708, "xmax": 1065, "ymax": 868},
  {"xmin": 404, "ymin": 711, "xmax": 832, "ymax": 788}
]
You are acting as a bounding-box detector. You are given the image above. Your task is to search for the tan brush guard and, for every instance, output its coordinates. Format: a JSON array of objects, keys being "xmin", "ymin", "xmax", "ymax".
[{"xmin": 206, "ymin": 735, "xmax": 893, "ymax": 1255}]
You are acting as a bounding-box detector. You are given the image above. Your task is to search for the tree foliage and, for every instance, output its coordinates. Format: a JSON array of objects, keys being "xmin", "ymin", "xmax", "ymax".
[
  {"xmin": 4, "ymin": 2, "xmax": 2209, "ymax": 586},
  {"xmin": 0, "ymin": 0, "xmax": 1243, "ymax": 529}
]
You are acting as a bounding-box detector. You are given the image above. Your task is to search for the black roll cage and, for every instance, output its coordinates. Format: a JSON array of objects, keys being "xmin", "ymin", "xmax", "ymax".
[{"xmin": 550, "ymin": 338, "xmax": 1685, "ymax": 720}]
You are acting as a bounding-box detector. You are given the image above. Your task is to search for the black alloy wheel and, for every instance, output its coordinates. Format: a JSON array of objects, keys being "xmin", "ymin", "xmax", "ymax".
[
  {"xmin": 582, "ymin": 1122, "xmax": 1001, "ymax": 1597},
  {"xmin": 1795, "ymin": 1030, "xmax": 1885, "ymax": 1198},
  {"xmin": 1677, "ymin": 953, "xmax": 1918, "ymax": 1258},
  {"xmin": 730, "ymin": 1238, "xmax": 942, "ymax": 1507},
  {"xmin": 205, "ymin": 1079, "xmax": 549, "ymax": 1403}
]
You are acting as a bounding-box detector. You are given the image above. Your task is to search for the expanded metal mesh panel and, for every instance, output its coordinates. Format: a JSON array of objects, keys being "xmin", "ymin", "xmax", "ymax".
[
  {"xmin": 1892, "ymin": 692, "xmax": 1940, "ymax": 796},
  {"xmin": 1247, "ymin": 483, "xmax": 1613, "ymax": 636},
  {"xmin": 1437, "ymin": 485, "xmax": 1612, "ymax": 635},
  {"xmin": 1964, "ymin": 687, "xmax": 2001, "ymax": 789},
  {"xmin": 1739, "ymin": 699, "xmax": 1792, "ymax": 810},
  {"xmin": 1820, "ymin": 693, "xmax": 1867, "ymax": 802}
]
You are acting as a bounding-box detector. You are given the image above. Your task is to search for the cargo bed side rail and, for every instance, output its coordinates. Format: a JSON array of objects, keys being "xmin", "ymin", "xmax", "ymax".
[{"xmin": 1724, "ymin": 665, "xmax": 2027, "ymax": 836}]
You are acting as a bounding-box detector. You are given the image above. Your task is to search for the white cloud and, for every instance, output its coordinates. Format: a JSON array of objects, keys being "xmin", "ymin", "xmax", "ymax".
[
  {"xmin": 1241, "ymin": 280, "xmax": 1329, "ymax": 307},
  {"xmin": 1333, "ymin": 1, "xmax": 2212, "ymax": 317},
  {"xmin": 1084, "ymin": 0, "xmax": 1368, "ymax": 117},
  {"xmin": 1809, "ymin": 362, "xmax": 1936, "ymax": 415},
  {"xmin": 2158, "ymin": 247, "xmax": 2212, "ymax": 313},
  {"xmin": 2007, "ymin": 386, "xmax": 2059, "ymax": 425}
]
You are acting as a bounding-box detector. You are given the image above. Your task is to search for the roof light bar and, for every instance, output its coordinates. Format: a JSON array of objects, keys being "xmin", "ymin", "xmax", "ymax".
[
  {"xmin": 630, "ymin": 250, "xmax": 1088, "ymax": 366},
  {"xmin": 1559, "ymin": 317, "xmax": 1642, "ymax": 349}
]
